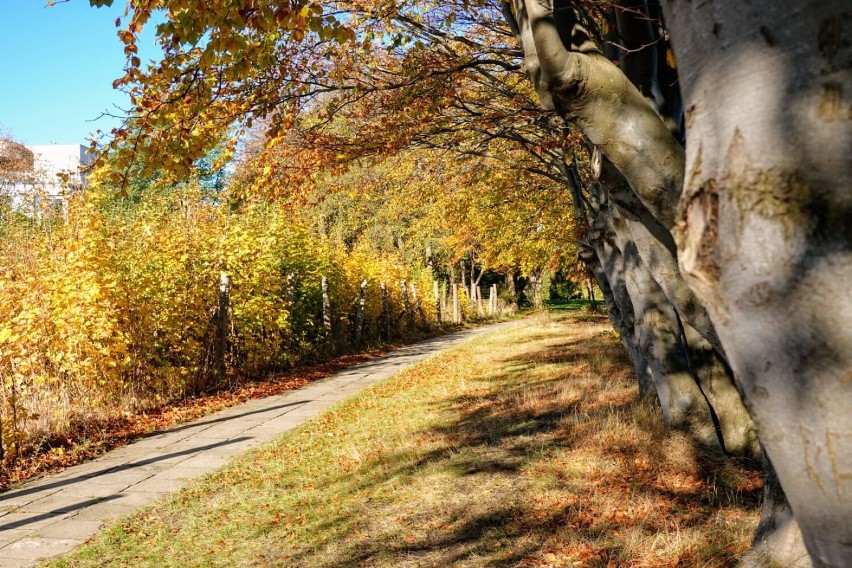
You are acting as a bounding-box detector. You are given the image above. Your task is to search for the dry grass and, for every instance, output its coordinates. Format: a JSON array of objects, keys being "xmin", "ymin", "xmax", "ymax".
[{"xmin": 49, "ymin": 313, "xmax": 761, "ymax": 568}]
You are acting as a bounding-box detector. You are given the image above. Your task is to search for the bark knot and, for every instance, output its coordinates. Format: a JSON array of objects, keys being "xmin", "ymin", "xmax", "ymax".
[{"xmin": 677, "ymin": 149, "xmax": 720, "ymax": 289}]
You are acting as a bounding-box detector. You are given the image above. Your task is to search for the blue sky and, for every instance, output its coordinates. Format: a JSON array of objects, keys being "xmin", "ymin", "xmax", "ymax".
[{"xmin": 0, "ymin": 1, "xmax": 158, "ymax": 145}]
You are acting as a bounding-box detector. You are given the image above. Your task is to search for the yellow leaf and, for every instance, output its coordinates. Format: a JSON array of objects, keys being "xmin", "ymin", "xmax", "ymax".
[{"xmin": 666, "ymin": 48, "xmax": 677, "ymax": 69}]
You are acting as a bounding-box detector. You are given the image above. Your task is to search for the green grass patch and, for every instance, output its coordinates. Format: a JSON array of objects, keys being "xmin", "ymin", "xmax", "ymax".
[
  {"xmin": 49, "ymin": 313, "xmax": 759, "ymax": 567},
  {"xmin": 545, "ymin": 298, "xmax": 597, "ymax": 312}
]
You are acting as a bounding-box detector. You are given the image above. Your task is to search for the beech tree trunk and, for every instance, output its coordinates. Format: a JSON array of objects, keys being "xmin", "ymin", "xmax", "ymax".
[
  {"xmin": 604, "ymin": 210, "xmax": 722, "ymax": 450},
  {"xmin": 506, "ymin": 271, "xmax": 519, "ymax": 311},
  {"xmin": 600, "ymin": 165, "xmax": 757, "ymax": 457},
  {"xmin": 585, "ymin": 192, "xmax": 656, "ymax": 399},
  {"xmin": 508, "ymin": 0, "xmax": 685, "ymax": 228},
  {"xmin": 661, "ymin": 1, "xmax": 852, "ymax": 564},
  {"xmin": 507, "ymin": 0, "xmax": 850, "ymax": 564}
]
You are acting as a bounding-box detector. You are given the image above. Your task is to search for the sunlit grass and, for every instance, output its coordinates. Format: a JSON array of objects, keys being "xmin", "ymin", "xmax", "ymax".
[{"xmin": 48, "ymin": 313, "xmax": 760, "ymax": 567}]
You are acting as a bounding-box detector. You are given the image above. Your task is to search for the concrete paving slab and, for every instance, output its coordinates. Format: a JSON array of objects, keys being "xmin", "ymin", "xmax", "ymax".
[
  {"xmin": 124, "ymin": 434, "xmax": 173, "ymax": 449},
  {"xmin": 0, "ymin": 556, "xmax": 40, "ymax": 568},
  {"xmin": 151, "ymin": 466, "xmax": 212, "ymax": 482},
  {"xmin": 0, "ymin": 512, "xmax": 71, "ymax": 533},
  {"xmin": 0, "ymin": 531, "xmax": 36, "ymax": 549},
  {"xmin": 173, "ymin": 454, "xmax": 231, "ymax": 470},
  {"xmin": 0, "ymin": 492, "xmax": 59, "ymax": 513},
  {"xmin": 126, "ymin": 477, "xmax": 190, "ymax": 494},
  {"xmin": 17, "ymin": 492, "xmax": 104, "ymax": 515},
  {"xmin": 36, "ymin": 519, "xmax": 104, "ymax": 540},
  {"xmin": 63, "ymin": 501, "xmax": 140, "ymax": 522},
  {"xmin": 247, "ymin": 418, "xmax": 302, "ymax": 434},
  {"xmin": 85, "ymin": 463, "xmax": 172, "ymax": 484},
  {"xmin": 1, "ymin": 538, "xmax": 82, "ymax": 561},
  {"xmin": 55, "ymin": 483, "xmax": 135, "ymax": 500}
]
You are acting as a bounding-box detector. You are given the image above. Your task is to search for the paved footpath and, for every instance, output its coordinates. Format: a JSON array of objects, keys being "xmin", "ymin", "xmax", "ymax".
[{"xmin": 0, "ymin": 321, "xmax": 518, "ymax": 567}]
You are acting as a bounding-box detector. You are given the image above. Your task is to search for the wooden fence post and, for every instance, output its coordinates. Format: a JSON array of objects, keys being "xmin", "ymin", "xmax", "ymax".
[
  {"xmin": 494, "ymin": 284, "xmax": 500, "ymax": 315},
  {"xmin": 380, "ymin": 281, "xmax": 390, "ymax": 339},
  {"xmin": 476, "ymin": 285, "xmax": 484, "ymax": 317},
  {"xmin": 488, "ymin": 284, "xmax": 495, "ymax": 316},
  {"xmin": 452, "ymin": 283, "xmax": 460, "ymax": 323},
  {"xmin": 355, "ymin": 278, "xmax": 367, "ymax": 345},
  {"xmin": 214, "ymin": 272, "xmax": 231, "ymax": 381},
  {"xmin": 433, "ymin": 280, "xmax": 442, "ymax": 325},
  {"xmin": 410, "ymin": 282, "xmax": 427, "ymax": 328},
  {"xmin": 441, "ymin": 282, "xmax": 447, "ymax": 321},
  {"xmin": 321, "ymin": 275, "xmax": 332, "ymax": 339}
]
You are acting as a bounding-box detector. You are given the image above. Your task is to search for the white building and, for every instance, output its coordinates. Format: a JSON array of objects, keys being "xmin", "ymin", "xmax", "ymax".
[{"xmin": 0, "ymin": 141, "xmax": 93, "ymax": 211}]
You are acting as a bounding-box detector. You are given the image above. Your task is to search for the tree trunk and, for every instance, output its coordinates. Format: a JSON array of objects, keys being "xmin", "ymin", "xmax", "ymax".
[
  {"xmin": 601, "ymin": 158, "xmax": 724, "ymax": 354},
  {"xmin": 508, "ymin": 0, "xmax": 685, "ymax": 228},
  {"xmin": 605, "ymin": 182, "xmax": 758, "ymax": 457},
  {"xmin": 742, "ymin": 447, "xmax": 812, "ymax": 568},
  {"xmin": 380, "ymin": 281, "xmax": 390, "ymax": 340},
  {"xmin": 452, "ymin": 283, "xmax": 461, "ymax": 323},
  {"xmin": 620, "ymin": 242, "xmax": 721, "ymax": 450},
  {"xmin": 506, "ymin": 272, "xmax": 519, "ymax": 312},
  {"xmin": 662, "ymin": 1, "xmax": 852, "ymax": 564},
  {"xmin": 681, "ymin": 322, "xmax": 758, "ymax": 458},
  {"xmin": 593, "ymin": 181, "xmax": 721, "ymax": 449},
  {"xmin": 213, "ymin": 272, "xmax": 230, "ymax": 386},
  {"xmin": 470, "ymin": 257, "xmax": 476, "ymax": 302},
  {"xmin": 584, "ymin": 191, "xmax": 656, "ymax": 400},
  {"xmin": 584, "ymin": 277, "xmax": 598, "ymax": 312},
  {"xmin": 580, "ymin": 243, "xmax": 656, "ymax": 399}
]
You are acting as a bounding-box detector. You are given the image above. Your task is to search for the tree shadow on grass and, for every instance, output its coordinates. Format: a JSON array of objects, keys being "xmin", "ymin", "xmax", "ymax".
[{"xmin": 273, "ymin": 335, "xmax": 761, "ymax": 567}]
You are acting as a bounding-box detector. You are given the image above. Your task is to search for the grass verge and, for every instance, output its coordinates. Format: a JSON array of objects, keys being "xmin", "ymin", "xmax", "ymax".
[{"xmin": 48, "ymin": 312, "xmax": 760, "ymax": 567}]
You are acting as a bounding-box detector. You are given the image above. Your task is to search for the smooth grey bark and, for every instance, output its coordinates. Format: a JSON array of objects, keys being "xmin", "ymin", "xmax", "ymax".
[
  {"xmin": 589, "ymin": 179, "xmax": 721, "ymax": 446},
  {"xmin": 609, "ymin": 216, "xmax": 722, "ymax": 450},
  {"xmin": 583, "ymin": 202, "xmax": 656, "ymax": 399},
  {"xmin": 680, "ymin": 322, "xmax": 758, "ymax": 458},
  {"xmin": 599, "ymin": 156, "xmax": 724, "ymax": 355},
  {"xmin": 742, "ymin": 448, "xmax": 813, "ymax": 568},
  {"xmin": 619, "ymin": 242, "xmax": 719, "ymax": 449},
  {"xmin": 508, "ymin": 0, "xmax": 685, "ymax": 228},
  {"xmin": 661, "ymin": 1, "xmax": 852, "ymax": 565},
  {"xmin": 597, "ymin": 160, "xmax": 759, "ymax": 457}
]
